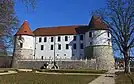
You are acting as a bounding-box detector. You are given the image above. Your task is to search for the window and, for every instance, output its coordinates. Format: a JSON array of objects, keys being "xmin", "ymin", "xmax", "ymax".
[
  {"xmin": 51, "ymin": 37, "xmax": 53, "ymax": 42},
  {"xmin": 108, "ymin": 41, "xmax": 110, "ymax": 45},
  {"xmin": 19, "ymin": 35, "xmax": 22, "ymax": 40},
  {"xmin": 64, "ymin": 54, "xmax": 66, "ymax": 56},
  {"xmin": 41, "ymin": 45, "xmax": 44, "ymax": 50},
  {"xmin": 72, "ymin": 54, "xmax": 74, "ymax": 56},
  {"xmin": 58, "ymin": 44, "xmax": 61, "ymax": 50},
  {"xmin": 39, "ymin": 37, "xmax": 42, "ymax": 42},
  {"xmin": 51, "ymin": 45, "xmax": 53, "ymax": 50},
  {"xmin": 41, "ymin": 56, "xmax": 43, "ymax": 60},
  {"xmin": 66, "ymin": 44, "xmax": 69, "ymax": 49},
  {"xmin": 89, "ymin": 32, "xmax": 92, "ymax": 37},
  {"xmin": 74, "ymin": 36, "xmax": 76, "ymax": 41},
  {"xmin": 24, "ymin": 31, "xmax": 27, "ymax": 32},
  {"xmin": 58, "ymin": 36, "xmax": 61, "ymax": 42},
  {"xmin": 90, "ymin": 42, "xmax": 92, "ymax": 45},
  {"xmin": 80, "ymin": 43, "xmax": 84, "ymax": 49},
  {"xmin": 73, "ymin": 44, "xmax": 76, "ymax": 49},
  {"xmin": 80, "ymin": 35, "xmax": 83, "ymax": 40},
  {"xmin": 108, "ymin": 32, "xmax": 110, "ymax": 37},
  {"xmin": 65, "ymin": 36, "xmax": 68, "ymax": 41},
  {"xmin": 20, "ymin": 43, "xmax": 23, "ymax": 48},
  {"xmin": 44, "ymin": 37, "xmax": 47, "ymax": 42},
  {"xmin": 80, "ymin": 54, "xmax": 82, "ymax": 56}
]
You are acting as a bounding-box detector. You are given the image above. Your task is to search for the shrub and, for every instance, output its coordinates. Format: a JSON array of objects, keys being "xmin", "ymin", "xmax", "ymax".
[{"xmin": 0, "ymin": 70, "xmax": 8, "ymax": 73}]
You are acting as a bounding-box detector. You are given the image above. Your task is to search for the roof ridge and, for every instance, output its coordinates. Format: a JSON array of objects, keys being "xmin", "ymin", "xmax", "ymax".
[{"xmin": 37, "ymin": 25, "xmax": 87, "ymax": 29}]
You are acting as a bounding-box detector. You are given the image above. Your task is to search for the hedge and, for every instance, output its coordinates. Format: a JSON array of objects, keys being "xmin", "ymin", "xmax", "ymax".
[{"xmin": 37, "ymin": 69, "xmax": 107, "ymax": 74}]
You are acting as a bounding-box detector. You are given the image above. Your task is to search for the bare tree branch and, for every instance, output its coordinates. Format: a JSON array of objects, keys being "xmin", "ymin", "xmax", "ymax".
[{"xmin": 93, "ymin": 0, "xmax": 134, "ymax": 73}]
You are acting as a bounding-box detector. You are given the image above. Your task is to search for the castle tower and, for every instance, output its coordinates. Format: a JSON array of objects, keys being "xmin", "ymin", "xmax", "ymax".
[
  {"xmin": 12, "ymin": 21, "xmax": 35, "ymax": 68},
  {"xmin": 85, "ymin": 16, "xmax": 115, "ymax": 70}
]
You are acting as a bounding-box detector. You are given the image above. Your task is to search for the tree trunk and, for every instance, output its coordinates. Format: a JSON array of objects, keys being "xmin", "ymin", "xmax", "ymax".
[{"xmin": 124, "ymin": 51, "xmax": 131, "ymax": 73}]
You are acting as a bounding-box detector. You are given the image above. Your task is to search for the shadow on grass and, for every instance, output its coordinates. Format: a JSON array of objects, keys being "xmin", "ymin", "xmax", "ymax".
[
  {"xmin": 115, "ymin": 72, "xmax": 134, "ymax": 84},
  {"xmin": 0, "ymin": 72, "xmax": 99, "ymax": 84}
]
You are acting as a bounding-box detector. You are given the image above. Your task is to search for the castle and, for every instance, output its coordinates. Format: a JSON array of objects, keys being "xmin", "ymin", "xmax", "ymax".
[{"xmin": 12, "ymin": 16, "xmax": 115, "ymax": 70}]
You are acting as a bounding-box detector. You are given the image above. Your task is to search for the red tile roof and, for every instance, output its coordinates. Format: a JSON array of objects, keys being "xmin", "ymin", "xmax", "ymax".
[
  {"xmin": 89, "ymin": 16, "xmax": 107, "ymax": 30},
  {"xmin": 15, "ymin": 21, "xmax": 34, "ymax": 36},
  {"xmin": 15, "ymin": 16, "xmax": 108, "ymax": 36},
  {"xmin": 33, "ymin": 25, "xmax": 88, "ymax": 36}
]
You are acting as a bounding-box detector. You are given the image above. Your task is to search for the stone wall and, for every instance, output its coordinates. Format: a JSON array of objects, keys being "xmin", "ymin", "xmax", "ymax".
[
  {"xmin": 16, "ymin": 59, "xmax": 97, "ymax": 69},
  {"xmin": 12, "ymin": 49, "xmax": 34, "ymax": 68},
  {"xmin": 0, "ymin": 56, "xmax": 12, "ymax": 68},
  {"xmin": 13, "ymin": 49, "xmax": 34, "ymax": 60},
  {"xmin": 93, "ymin": 45, "xmax": 115, "ymax": 70}
]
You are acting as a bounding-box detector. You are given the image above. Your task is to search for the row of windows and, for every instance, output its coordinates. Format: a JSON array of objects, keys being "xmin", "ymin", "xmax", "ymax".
[
  {"xmin": 39, "ymin": 35, "xmax": 84, "ymax": 42},
  {"xmin": 88, "ymin": 31, "xmax": 110, "ymax": 38},
  {"xmin": 40, "ymin": 43, "xmax": 84, "ymax": 50},
  {"xmin": 41, "ymin": 54, "xmax": 68, "ymax": 60}
]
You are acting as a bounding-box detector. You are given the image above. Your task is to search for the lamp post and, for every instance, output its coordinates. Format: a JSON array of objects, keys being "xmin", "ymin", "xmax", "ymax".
[{"xmin": 53, "ymin": 36, "xmax": 56, "ymax": 67}]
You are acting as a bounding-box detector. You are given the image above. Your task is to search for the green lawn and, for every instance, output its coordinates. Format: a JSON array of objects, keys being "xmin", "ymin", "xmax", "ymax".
[
  {"xmin": 0, "ymin": 72, "xmax": 98, "ymax": 84},
  {"xmin": 115, "ymin": 72, "xmax": 134, "ymax": 84}
]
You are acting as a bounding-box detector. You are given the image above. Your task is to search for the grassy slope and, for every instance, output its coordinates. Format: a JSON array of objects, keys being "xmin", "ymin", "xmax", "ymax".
[
  {"xmin": 115, "ymin": 72, "xmax": 134, "ymax": 84},
  {"xmin": 0, "ymin": 72, "xmax": 98, "ymax": 84}
]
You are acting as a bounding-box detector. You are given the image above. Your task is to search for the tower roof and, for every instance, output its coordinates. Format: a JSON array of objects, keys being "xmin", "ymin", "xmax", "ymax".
[
  {"xmin": 89, "ymin": 16, "xmax": 107, "ymax": 30},
  {"xmin": 15, "ymin": 21, "xmax": 34, "ymax": 36}
]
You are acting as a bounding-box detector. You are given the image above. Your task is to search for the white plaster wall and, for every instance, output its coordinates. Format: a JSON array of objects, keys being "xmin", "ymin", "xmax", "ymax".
[
  {"xmin": 84, "ymin": 31, "xmax": 93, "ymax": 47},
  {"xmin": 15, "ymin": 35, "xmax": 35, "ymax": 50},
  {"xmin": 92, "ymin": 30, "xmax": 112, "ymax": 46},
  {"xmin": 14, "ymin": 35, "xmax": 35, "ymax": 59},
  {"xmin": 72, "ymin": 34, "xmax": 84, "ymax": 59},
  {"xmin": 35, "ymin": 34, "xmax": 84, "ymax": 60}
]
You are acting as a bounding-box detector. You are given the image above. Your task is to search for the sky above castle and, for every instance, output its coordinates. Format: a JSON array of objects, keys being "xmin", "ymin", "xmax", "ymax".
[
  {"xmin": 14, "ymin": 0, "xmax": 126, "ymax": 57},
  {"xmin": 14, "ymin": 0, "xmax": 106, "ymax": 31}
]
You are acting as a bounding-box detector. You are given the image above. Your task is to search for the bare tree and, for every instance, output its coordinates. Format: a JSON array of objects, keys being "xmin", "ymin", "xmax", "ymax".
[
  {"xmin": 0, "ymin": 0, "xmax": 37, "ymax": 56},
  {"xmin": 93, "ymin": 0, "xmax": 134, "ymax": 73},
  {"xmin": 19, "ymin": 0, "xmax": 37, "ymax": 9},
  {"xmin": 0, "ymin": 0, "xmax": 18, "ymax": 56}
]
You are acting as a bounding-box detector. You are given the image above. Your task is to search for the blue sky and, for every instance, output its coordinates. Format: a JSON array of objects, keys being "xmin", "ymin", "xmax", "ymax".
[
  {"xmin": 15, "ymin": 0, "xmax": 106, "ymax": 31},
  {"xmin": 14, "ymin": 0, "xmax": 125, "ymax": 57}
]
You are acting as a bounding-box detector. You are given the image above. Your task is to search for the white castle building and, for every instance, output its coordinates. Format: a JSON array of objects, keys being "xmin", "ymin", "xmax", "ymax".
[{"xmin": 12, "ymin": 16, "xmax": 115, "ymax": 70}]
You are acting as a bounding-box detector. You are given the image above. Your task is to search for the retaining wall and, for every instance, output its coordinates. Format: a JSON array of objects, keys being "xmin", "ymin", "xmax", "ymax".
[
  {"xmin": 0, "ymin": 56, "xmax": 12, "ymax": 68},
  {"xmin": 16, "ymin": 59, "xmax": 97, "ymax": 69}
]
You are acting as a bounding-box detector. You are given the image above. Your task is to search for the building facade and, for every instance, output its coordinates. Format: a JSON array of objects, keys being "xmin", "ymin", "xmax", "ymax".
[{"xmin": 12, "ymin": 16, "xmax": 115, "ymax": 70}]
